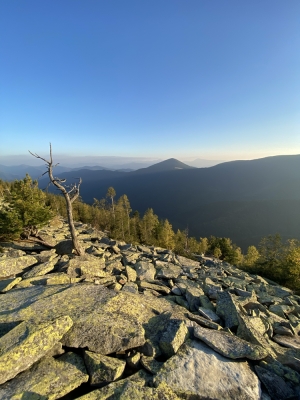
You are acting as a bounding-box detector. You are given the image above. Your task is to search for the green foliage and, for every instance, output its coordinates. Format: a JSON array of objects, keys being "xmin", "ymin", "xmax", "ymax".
[
  {"xmin": 0, "ymin": 175, "xmax": 53, "ymax": 240},
  {"xmin": 240, "ymin": 234, "xmax": 300, "ymax": 294},
  {"xmin": 243, "ymin": 245, "xmax": 260, "ymax": 266},
  {"xmin": 11, "ymin": 179, "xmax": 295, "ymax": 293},
  {"xmin": 213, "ymin": 246, "xmax": 222, "ymax": 259},
  {"xmin": 157, "ymin": 219, "xmax": 175, "ymax": 250},
  {"xmin": 199, "ymin": 237, "xmax": 209, "ymax": 254},
  {"xmin": 206, "ymin": 236, "xmax": 243, "ymax": 265},
  {"xmin": 140, "ymin": 208, "xmax": 159, "ymax": 245}
]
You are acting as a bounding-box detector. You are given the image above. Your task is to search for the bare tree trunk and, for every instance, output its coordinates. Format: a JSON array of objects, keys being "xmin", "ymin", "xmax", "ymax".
[
  {"xmin": 64, "ymin": 193, "xmax": 83, "ymax": 255},
  {"xmin": 29, "ymin": 144, "xmax": 84, "ymax": 256}
]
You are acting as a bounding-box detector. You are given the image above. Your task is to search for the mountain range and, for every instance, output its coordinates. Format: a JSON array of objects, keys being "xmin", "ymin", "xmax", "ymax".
[
  {"xmin": 30, "ymin": 154, "xmax": 300, "ymax": 250},
  {"xmin": 0, "ymin": 157, "xmax": 223, "ymax": 181}
]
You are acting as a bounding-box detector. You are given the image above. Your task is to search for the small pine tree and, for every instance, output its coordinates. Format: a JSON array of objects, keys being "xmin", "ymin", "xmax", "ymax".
[{"xmin": 0, "ymin": 174, "xmax": 53, "ymax": 240}]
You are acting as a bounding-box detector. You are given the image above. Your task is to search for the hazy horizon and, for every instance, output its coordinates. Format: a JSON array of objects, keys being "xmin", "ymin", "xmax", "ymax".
[
  {"xmin": 1, "ymin": 1, "xmax": 299, "ymax": 161},
  {"xmin": 1, "ymin": 152, "xmax": 300, "ymax": 169}
]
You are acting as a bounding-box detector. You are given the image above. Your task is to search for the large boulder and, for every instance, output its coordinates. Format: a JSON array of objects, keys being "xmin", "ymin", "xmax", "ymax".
[
  {"xmin": 194, "ymin": 324, "xmax": 268, "ymax": 360},
  {"xmin": 134, "ymin": 261, "xmax": 156, "ymax": 280},
  {"xmin": 154, "ymin": 340, "xmax": 261, "ymax": 400},
  {"xmin": 0, "ymin": 255, "xmax": 37, "ymax": 278},
  {"xmin": 0, "ymin": 315, "xmax": 73, "ymax": 384},
  {"xmin": 0, "ymin": 352, "xmax": 88, "ymax": 399}
]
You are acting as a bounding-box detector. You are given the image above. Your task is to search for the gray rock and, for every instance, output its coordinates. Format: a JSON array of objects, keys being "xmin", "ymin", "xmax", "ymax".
[
  {"xmin": 255, "ymin": 365, "xmax": 295, "ymax": 400},
  {"xmin": 84, "ymin": 351, "xmax": 126, "ymax": 385},
  {"xmin": 216, "ymin": 291, "xmax": 240, "ymax": 329},
  {"xmin": 22, "ymin": 259, "xmax": 56, "ymax": 278},
  {"xmin": 140, "ymin": 356, "xmax": 164, "ymax": 374},
  {"xmin": 137, "ymin": 245, "xmax": 152, "ymax": 253},
  {"xmin": 269, "ymin": 304, "xmax": 294, "ymax": 318},
  {"xmin": 0, "ymin": 277, "xmax": 22, "ymax": 293},
  {"xmin": 185, "ymin": 286, "xmax": 205, "ymax": 311},
  {"xmin": 154, "ymin": 340, "xmax": 261, "ymax": 400},
  {"xmin": 159, "ymin": 319, "xmax": 189, "ymax": 357},
  {"xmin": 198, "ymin": 307, "xmax": 221, "ymax": 323},
  {"xmin": 156, "ymin": 263, "xmax": 182, "ymax": 279},
  {"xmin": 78, "ymin": 378, "xmax": 179, "ymax": 399},
  {"xmin": 139, "ymin": 281, "xmax": 171, "ymax": 294},
  {"xmin": 199, "ymin": 294, "xmax": 215, "ymax": 311},
  {"xmin": 187, "ymin": 312, "xmax": 222, "ymax": 330},
  {"xmin": 0, "ymin": 352, "xmax": 88, "ymax": 399},
  {"xmin": 122, "ymin": 282, "xmax": 139, "ymax": 294},
  {"xmin": 171, "ymin": 286, "xmax": 182, "ymax": 295},
  {"xmin": 134, "ymin": 261, "xmax": 156, "ymax": 280},
  {"xmin": 0, "ymin": 255, "xmax": 37, "ymax": 278},
  {"xmin": 273, "ymin": 335, "xmax": 300, "ymax": 350},
  {"xmin": 194, "ymin": 324, "xmax": 268, "ymax": 360},
  {"xmin": 176, "ymin": 255, "xmax": 199, "ymax": 267},
  {"xmin": 125, "ymin": 265, "xmax": 137, "ymax": 282},
  {"xmin": 55, "ymin": 239, "xmax": 74, "ymax": 255},
  {"xmin": 0, "ymin": 315, "xmax": 73, "ymax": 384}
]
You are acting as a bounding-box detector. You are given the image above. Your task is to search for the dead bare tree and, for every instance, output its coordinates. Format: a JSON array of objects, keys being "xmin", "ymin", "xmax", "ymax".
[{"xmin": 29, "ymin": 144, "xmax": 84, "ymax": 256}]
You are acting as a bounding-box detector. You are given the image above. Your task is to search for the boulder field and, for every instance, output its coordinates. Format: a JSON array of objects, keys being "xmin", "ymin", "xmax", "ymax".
[{"xmin": 0, "ymin": 218, "xmax": 299, "ymax": 399}]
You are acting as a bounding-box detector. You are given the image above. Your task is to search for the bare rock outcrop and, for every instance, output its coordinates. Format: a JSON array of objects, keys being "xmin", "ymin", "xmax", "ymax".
[{"xmin": 0, "ymin": 218, "xmax": 299, "ymax": 399}]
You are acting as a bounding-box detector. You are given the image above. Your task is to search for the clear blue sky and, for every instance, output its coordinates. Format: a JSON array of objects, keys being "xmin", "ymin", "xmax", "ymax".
[{"xmin": 1, "ymin": 0, "xmax": 299, "ymax": 163}]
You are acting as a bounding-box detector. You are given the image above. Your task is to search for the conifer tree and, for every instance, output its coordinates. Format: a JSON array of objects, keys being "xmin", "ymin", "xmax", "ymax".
[
  {"xmin": 140, "ymin": 208, "xmax": 159, "ymax": 244},
  {"xmin": 244, "ymin": 245, "xmax": 260, "ymax": 266},
  {"xmin": 158, "ymin": 219, "xmax": 175, "ymax": 249},
  {"xmin": 0, "ymin": 174, "xmax": 53, "ymax": 240}
]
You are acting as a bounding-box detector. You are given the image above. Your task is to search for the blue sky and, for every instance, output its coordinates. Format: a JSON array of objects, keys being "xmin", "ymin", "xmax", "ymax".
[{"xmin": 1, "ymin": 0, "xmax": 299, "ymax": 164}]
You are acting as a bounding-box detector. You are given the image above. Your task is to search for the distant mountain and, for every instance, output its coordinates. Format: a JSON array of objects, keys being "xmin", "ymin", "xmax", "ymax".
[
  {"xmin": 185, "ymin": 158, "xmax": 224, "ymax": 168},
  {"xmin": 37, "ymin": 154, "xmax": 300, "ymax": 249},
  {"xmin": 0, "ymin": 164, "xmax": 109, "ymax": 181},
  {"xmin": 132, "ymin": 158, "xmax": 195, "ymax": 174},
  {"xmin": 0, "ymin": 164, "xmax": 52, "ymax": 181},
  {"xmin": 107, "ymin": 161, "xmax": 161, "ymax": 170},
  {"xmin": 71, "ymin": 165, "xmax": 109, "ymax": 171}
]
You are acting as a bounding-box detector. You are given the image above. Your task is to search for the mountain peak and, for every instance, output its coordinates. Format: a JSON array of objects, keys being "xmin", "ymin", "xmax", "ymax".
[{"xmin": 134, "ymin": 158, "xmax": 194, "ymax": 174}]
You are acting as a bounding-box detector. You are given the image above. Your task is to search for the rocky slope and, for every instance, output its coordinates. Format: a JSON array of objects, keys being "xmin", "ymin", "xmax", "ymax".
[{"xmin": 0, "ymin": 218, "xmax": 299, "ymax": 399}]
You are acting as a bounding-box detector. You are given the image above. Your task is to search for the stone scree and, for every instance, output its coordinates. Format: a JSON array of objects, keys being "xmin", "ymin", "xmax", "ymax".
[{"xmin": 0, "ymin": 219, "xmax": 299, "ymax": 399}]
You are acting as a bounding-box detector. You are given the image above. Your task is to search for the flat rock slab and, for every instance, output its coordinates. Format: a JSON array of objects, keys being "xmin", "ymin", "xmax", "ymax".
[
  {"xmin": 22, "ymin": 259, "xmax": 56, "ymax": 279},
  {"xmin": 156, "ymin": 263, "xmax": 182, "ymax": 279},
  {"xmin": 194, "ymin": 324, "xmax": 268, "ymax": 360},
  {"xmin": 15, "ymin": 272, "xmax": 76, "ymax": 288},
  {"xmin": 198, "ymin": 307, "xmax": 220, "ymax": 322},
  {"xmin": 273, "ymin": 335, "xmax": 300, "ymax": 350},
  {"xmin": 0, "ymin": 284, "xmax": 190, "ymax": 356},
  {"xmin": 0, "ymin": 255, "xmax": 37, "ymax": 278},
  {"xmin": 67, "ymin": 256, "xmax": 105, "ymax": 277},
  {"xmin": 78, "ymin": 378, "xmax": 179, "ymax": 400},
  {"xmin": 177, "ymin": 255, "xmax": 199, "ymax": 267},
  {"xmin": 154, "ymin": 340, "xmax": 261, "ymax": 400},
  {"xmin": 0, "ymin": 352, "xmax": 89, "ymax": 399},
  {"xmin": 139, "ymin": 281, "xmax": 171, "ymax": 294},
  {"xmin": 0, "ymin": 277, "xmax": 22, "ymax": 293},
  {"xmin": 186, "ymin": 312, "xmax": 222, "ymax": 330},
  {"xmin": 63, "ymin": 310, "xmax": 145, "ymax": 354},
  {"xmin": 0, "ymin": 315, "xmax": 73, "ymax": 384}
]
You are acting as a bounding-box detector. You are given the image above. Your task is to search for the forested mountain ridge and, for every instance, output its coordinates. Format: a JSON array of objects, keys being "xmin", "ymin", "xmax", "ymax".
[{"xmin": 38, "ymin": 154, "xmax": 300, "ymax": 249}]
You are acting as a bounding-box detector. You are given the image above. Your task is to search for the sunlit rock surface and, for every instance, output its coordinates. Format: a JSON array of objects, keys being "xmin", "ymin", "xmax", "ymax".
[{"xmin": 0, "ymin": 218, "xmax": 299, "ymax": 399}]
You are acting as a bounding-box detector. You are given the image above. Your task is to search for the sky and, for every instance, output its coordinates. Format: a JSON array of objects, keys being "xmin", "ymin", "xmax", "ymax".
[{"xmin": 1, "ymin": 0, "xmax": 300, "ymax": 165}]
